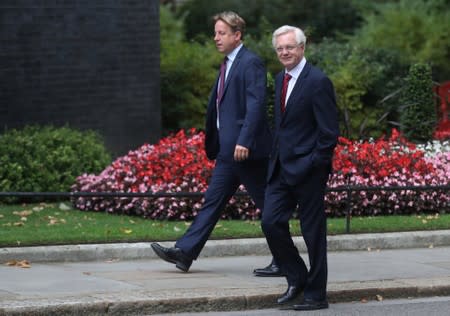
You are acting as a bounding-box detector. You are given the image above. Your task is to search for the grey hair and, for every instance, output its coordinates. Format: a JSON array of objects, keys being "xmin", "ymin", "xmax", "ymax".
[{"xmin": 272, "ymin": 25, "xmax": 306, "ymax": 49}]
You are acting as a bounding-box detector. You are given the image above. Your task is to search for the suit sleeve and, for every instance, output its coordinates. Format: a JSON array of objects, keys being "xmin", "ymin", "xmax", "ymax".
[
  {"xmin": 236, "ymin": 58, "xmax": 267, "ymax": 149},
  {"xmin": 311, "ymin": 76, "xmax": 340, "ymax": 166}
]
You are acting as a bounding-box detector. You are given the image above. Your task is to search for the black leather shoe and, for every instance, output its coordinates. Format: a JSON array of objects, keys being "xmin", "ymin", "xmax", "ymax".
[
  {"xmin": 253, "ymin": 260, "xmax": 284, "ymax": 277},
  {"xmin": 293, "ymin": 298, "xmax": 329, "ymax": 310},
  {"xmin": 151, "ymin": 243, "xmax": 192, "ymax": 272},
  {"xmin": 276, "ymin": 285, "xmax": 303, "ymax": 304}
]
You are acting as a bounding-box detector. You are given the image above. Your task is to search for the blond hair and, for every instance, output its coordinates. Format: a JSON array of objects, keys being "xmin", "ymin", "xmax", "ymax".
[{"xmin": 213, "ymin": 11, "xmax": 246, "ymax": 40}]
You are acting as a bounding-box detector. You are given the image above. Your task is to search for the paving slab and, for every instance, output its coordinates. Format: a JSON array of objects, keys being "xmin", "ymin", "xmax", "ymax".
[{"xmin": 1, "ymin": 241, "xmax": 450, "ymax": 315}]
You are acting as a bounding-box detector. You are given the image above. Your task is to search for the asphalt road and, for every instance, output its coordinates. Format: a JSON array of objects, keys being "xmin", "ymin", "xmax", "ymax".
[{"xmin": 150, "ymin": 296, "xmax": 450, "ymax": 316}]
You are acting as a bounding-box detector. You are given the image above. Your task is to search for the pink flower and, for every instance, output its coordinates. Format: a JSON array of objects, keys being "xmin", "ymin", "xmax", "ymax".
[{"xmin": 71, "ymin": 128, "xmax": 450, "ymax": 219}]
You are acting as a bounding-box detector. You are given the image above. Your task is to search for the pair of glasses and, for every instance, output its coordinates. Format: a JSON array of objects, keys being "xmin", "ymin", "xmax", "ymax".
[{"xmin": 275, "ymin": 45, "xmax": 300, "ymax": 53}]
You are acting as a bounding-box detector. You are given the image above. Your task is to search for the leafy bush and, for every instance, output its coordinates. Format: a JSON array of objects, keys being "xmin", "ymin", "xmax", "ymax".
[
  {"xmin": 160, "ymin": 5, "xmax": 220, "ymax": 134},
  {"xmin": 72, "ymin": 129, "xmax": 449, "ymax": 220},
  {"xmin": 400, "ymin": 63, "xmax": 436, "ymax": 142},
  {"xmin": 0, "ymin": 125, "xmax": 111, "ymax": 202},
  {"xmin": 352, "ymin": 0, "xmax": 450, "ymax": 81},
  {"xmin": 307, "ymin": 40, "xmax": 405, "ymax": 139},
  {"xmin": 177, "ymin": 0, "xmax": 362, "ymax": 43}
]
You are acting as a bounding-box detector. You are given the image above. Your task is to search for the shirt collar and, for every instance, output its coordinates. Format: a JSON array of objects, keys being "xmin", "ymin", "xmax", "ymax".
[
  {"xmin": 285, "ymin": 57, "xmax": 306, "ymax": 80},
  {"xmin": 226, "ymin": 43, "xmax": 243, "ymax": 63}
]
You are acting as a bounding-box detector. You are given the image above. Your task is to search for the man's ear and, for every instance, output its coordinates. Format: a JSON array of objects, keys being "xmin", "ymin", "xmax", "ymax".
[{"xmin": 235, "ymin": 31, "xmax": 242, "ymax": 41}]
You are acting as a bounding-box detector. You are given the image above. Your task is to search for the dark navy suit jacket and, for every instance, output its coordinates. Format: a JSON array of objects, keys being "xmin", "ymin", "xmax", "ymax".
[
  {"xmin": 204, "ymin": 46, "xmax": 272, "ymax": 161},
  {"xmin": 268, "ymin": 62, "xmax": 339, "ymax": 185}
]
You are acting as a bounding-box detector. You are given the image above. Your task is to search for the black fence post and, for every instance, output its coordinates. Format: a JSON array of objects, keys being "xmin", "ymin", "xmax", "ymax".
[{"xmin": 344, "ymin": 173, "xmax": 353, "ymax": 234}]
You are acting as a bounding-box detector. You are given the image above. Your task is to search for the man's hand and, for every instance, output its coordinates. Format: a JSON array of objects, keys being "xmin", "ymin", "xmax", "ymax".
[{"xmin": 234, "ymin": 145, "xmax": 249, "ymax": 161}]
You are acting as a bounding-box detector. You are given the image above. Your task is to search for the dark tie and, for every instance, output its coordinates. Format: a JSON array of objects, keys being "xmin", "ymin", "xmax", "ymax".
[
  {"xmin": 280, "ymin": 73, "xmax": 292, "ymax": 113},
  {"xmin": 217, "ymin": 56, "xmax": 228, "ymax": 104}
]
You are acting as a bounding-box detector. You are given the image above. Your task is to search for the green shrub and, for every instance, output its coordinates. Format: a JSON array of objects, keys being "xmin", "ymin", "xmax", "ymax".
[
  {"xmin": 177, "ymin": 0, "xmax": 362, "ymax": 42},
  {"xmin": 308, "ymin": 40, "xmax": 399, "ymax": 139},
  {"xmin": 0, "ymin": 125, "xmax": 111, "ymax": 202},
  {"xmin": 400, "ymin": 63, "xmax": 436, "ymax": 142},
  {"xmin": 352, "ymin": 0, "xmax": 450, "ymax": 81},
  {"xmin": 160, "ymin": 5, "xmax": 219, "ymax": 134}
]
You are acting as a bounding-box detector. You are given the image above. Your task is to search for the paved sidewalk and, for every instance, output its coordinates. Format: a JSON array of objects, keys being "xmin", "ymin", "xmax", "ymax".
[{"xmin": 1, "ymin": 231, "xmax": 450, "ymax": 315}]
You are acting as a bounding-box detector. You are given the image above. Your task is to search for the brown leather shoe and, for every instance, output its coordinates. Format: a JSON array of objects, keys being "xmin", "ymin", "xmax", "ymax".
[{"xmin": 151, "ymin": 243, "xmax": 192, "ymax": 272}]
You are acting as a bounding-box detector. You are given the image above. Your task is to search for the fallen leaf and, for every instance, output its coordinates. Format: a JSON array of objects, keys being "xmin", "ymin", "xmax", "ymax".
[
  {"xmin": 5, "ymin": 260, "xmax": 17, "ymax": 266},
  {"xmin": 17, "ymin": 260, "xmax": 31, "ymax": 268},
  {"xmin": 59, "ymin": 203, "xmax": 72, "ymax": 211},
  {"xmin": 367, "ymin": 247, "xmax": 372, "ymax": 252},
  {"xmin": 376, "ymin": 294, "xmax": 383, "ymax": 301},
  {"xmin": 48, "ymin": 219, "xmax": 58, "ymax": 225},
  {"xmin": 174, "ymin": 226, "xmax": 181, "ymax": 232},
  {"xmin": 215, "ymin": 224, "xmax": 223, "ymax": 228},
  {"xmin": 121, "ymin": 228, "xmax": 133, "ymax": 234},
  {"xmin": 5, "ymin": 259, "xmax": 31, "ymax": 268},
  {"xmin": 422, "ymin": 219, "xmax": 428, "ymax": 224},
  {"xmin": 429, "ymin": 244, "xmax": 434, "ymax": 249},
  {"xmin": 0, "ymin": 214, "xmax": 4, "ymax": 218},
  {"xmin": 13, "ymin": 210, "xmax": 33, "ymax": 217},
  {"xmin": 13, "ymin": 222, "xmax": 24, "ymax": 226}
]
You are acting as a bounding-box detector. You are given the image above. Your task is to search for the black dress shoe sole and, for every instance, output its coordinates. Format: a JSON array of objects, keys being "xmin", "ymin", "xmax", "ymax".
[
  {"xmin": 151, "ymin": 243, "xmax": 192, "ymax": 272},
  {"xmin": 293, "ymin": 301, "xmax": 329, "ymax": 310},
  {"xmin": 175, "ymin": 262, "xmax": 190, "ymax": 272},
  {"xmin": 253, "ymin": 272, "xmax": 284, "ymax": 277},
  {"xmin": 151, "ymin": 243, "xmax": 177, "ymax": 264},
  {"xmin": 277, "ymin": 294, "xmax": 301, "ymax": 305},
  {"xmin": 276, "ymin": 288, "xmax": 304, "ymax": 305}
]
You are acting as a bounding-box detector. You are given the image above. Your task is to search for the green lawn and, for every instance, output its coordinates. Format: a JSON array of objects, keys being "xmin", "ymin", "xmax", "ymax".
[{"xmin": 0, "ymin": 202, "xmax": 449, "ymax": 247}]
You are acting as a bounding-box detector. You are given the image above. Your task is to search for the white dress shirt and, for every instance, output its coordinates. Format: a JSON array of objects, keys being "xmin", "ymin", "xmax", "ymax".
[
  {"xmin": 284, "ymin": 57, "xmax": 306, "ymax": 109},
  {"xmin": 217, "ymin": 43, "xmax": 243, "ymax": 128}
]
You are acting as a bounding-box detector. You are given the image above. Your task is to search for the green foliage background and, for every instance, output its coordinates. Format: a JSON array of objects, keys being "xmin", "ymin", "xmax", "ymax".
[
  {"xmin": 400, "ymin": 63, "xmax": 436, "ymax": 142},
  {"xmin": 353, "ymin": 0, "xmax": 450, "ymax": 81},
  {"xmin": 177, "ymin": 0, "xmax": 363, "ymax": 43},
  {"xmin": 161, "ymin": 0, "xmax": 449, "ymax": 140},
  {"xmin": 0, "ymin": 126, "xmax": 111, "ymax": 201},
  {"xmin": 160, "ymin": 6, "xmax": 219, "ymax": 135}
]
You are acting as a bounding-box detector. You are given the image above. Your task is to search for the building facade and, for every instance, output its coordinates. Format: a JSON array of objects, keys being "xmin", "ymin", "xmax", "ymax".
[{"xmin": 0, "ymin": 0, "xmax": 161, "ymax": 157}]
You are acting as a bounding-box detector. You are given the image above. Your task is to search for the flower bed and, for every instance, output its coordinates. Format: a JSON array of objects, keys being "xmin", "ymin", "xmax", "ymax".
[
  {"xmin": 71, "ymin": 129, "xmax": 450, "ymax": 219},
  {"xmin": 327, "ymin": 129, "xmax": 449, "ymax": 216}
]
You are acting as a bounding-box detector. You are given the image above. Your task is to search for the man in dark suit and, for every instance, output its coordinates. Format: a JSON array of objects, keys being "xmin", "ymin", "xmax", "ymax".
[
  {"xmin": 151, "ymin": 11, "xmax": 273, "ymax": 273},
  {"xmin": 261, "ymin": 25, "xmax": 339, "ymax": 310}
]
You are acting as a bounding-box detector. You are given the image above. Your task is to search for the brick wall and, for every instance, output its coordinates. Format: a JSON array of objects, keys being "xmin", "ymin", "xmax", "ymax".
[{"xmin": 0, "ymin": 0, "xmax": 161, "ymax": 157}]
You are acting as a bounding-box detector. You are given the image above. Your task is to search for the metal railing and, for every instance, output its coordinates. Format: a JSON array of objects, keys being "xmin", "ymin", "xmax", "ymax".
[{"xmin": 1, "ymin": 184, "xmax": 449, "ymax": 233}]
